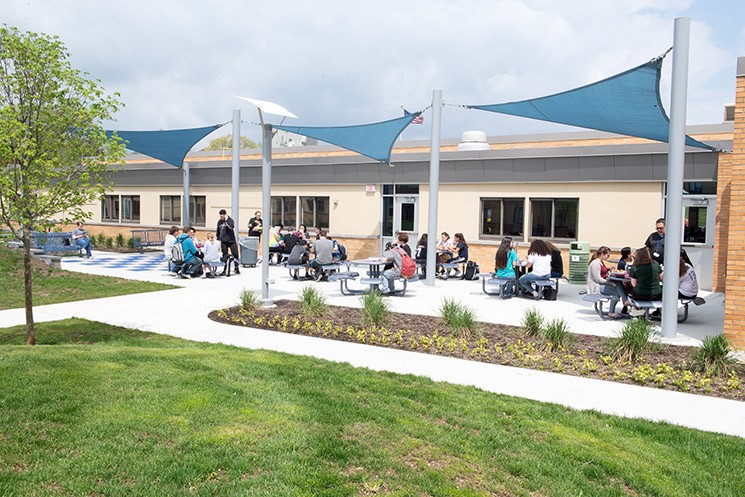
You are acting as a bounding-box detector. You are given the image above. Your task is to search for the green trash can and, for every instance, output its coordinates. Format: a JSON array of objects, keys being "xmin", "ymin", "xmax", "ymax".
[{"xmin": 568, "ymin": 241, "xmax": 591, "ymax": 284}]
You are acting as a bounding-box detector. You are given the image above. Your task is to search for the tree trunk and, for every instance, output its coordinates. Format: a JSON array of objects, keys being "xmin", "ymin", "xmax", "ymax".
[{"xmin": 22, "ymin": 228, "xmax": 35, "ymax": 345}]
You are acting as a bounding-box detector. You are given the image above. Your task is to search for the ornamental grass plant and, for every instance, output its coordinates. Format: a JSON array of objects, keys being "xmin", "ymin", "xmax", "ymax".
[
  {"xmin": 541, "ymin": 318, "xmax": 572, "ymax": 351},
  {"xmin": 691, "ymin": 334, "xmax": 737, "ymax": 376},
  {"xmin": 609, "ymin": 318, "xmax": 656, "ymax": 363},
  {"xmin": 521, "ymin": 307, "xmax": 544, "ymax": 338},
  {"xmin": 439, "ymin": 298, "xmax": 480, "ymax": 339},
  {"xmin": 360, "ymin": 290, "xmax": 390, "ymax": 327},
  {"xmin": 299, "ymin": 285, "xmax": 328, "ymax": 318},
  {"xmin": 238, "ymin": 288, "xmax": 260, "ymax": 311}
]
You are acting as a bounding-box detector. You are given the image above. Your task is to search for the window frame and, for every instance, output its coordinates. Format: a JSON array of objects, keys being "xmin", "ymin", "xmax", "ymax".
[
  {"xmin": 160, "ymin": 195, "xmax": 182, "ymax": 225},
  {"xmin": 529, "ymin": 197, "xmax": 578, "ymax": 240},
  {"xmin": 189, "ymin": 195, "xmax": 206, "ymax": 227},
  {"xmin": 270, "ymin": 196, "xmax": 297, "ymax": 229},
  {"xmin": 101, "ymin": 195, "xmax": 120, "ymax": 223},
  {"xmin": 479, "ymin": 197, "xmax": 524, "ymax": 238},
  {"xmin": 120, "ymin": 195, "xmax": 141, "ymax": 223},
  {"xmin": 300, "ymin": 196, "xmax": 330, "ymax": 230}
]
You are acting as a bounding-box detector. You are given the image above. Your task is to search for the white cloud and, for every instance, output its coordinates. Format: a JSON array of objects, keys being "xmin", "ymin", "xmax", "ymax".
[{"xmin": 5, "ymin": 0, "xmax": 742, "ymax": 145}]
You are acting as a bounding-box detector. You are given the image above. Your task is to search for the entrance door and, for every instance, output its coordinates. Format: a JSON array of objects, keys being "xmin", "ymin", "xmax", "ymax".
[
  {"xmin": 382, "ymin": 196, "xmax": 418, "ymax": 252},
  {"xmin": 681, "ymin": 195, "xmax": 715, "ymax": 291}
]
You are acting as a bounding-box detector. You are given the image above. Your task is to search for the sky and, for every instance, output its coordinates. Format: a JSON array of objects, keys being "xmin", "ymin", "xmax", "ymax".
[{"xmin": 5, "ymin": 0, "xmax": 745, "ymax": 148}]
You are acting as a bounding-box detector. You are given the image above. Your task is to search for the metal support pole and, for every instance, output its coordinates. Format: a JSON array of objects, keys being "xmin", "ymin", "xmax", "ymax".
[
  {"xmin": 425, "ymin": 90, "xmax": 443, "ymax": 286},
  {"xmin": 661, "ymin": 17, "xmax": 690, "ymax": 338},
  {"xmin": 182, "ymin": 162, "xmax": 190, "ymax": 227},
  {"xmin": 261, "ymin": 122, "xmax": 273, "ymax": 306},
  {"xmin": 231, "ymin": 110, "xmax": 241, "ymax": 240}
]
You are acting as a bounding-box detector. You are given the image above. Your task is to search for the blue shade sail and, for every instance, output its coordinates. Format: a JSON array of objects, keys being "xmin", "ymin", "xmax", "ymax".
[
  {"xmin": 469, "ymin": 58, "xmax": 714, "ymax": 150},
  {"xmin": 275, "ymin": 113, "xmax": 422, "ymax": 163},
  {"xmin": 107, "ymin": 125, "xmax": 224, "ymax": 167}
]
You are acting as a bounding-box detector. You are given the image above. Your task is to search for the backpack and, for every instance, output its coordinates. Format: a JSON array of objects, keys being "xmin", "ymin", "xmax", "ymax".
[
  {"xmin": 463, "ymin": 261, "xmax": 480, "ymax": 280},
  {"xmin": 171, "ymin": 241, "xmax": 184, "ymax": 264},
  {"xmin": 395, "ymin": 248, "xmax": 416, "ymax": 279},
  {"xmin": 338, "ymin": 244, "xmax": 348, "ymax": 261}
]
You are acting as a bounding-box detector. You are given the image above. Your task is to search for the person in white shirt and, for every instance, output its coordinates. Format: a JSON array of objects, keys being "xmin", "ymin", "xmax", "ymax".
[
  {"xmin": 678, "ymin": 253, "xmax": 699, "ymax": 299},
  {"xmin": 201, "ymin": 232, "xmax": 221, "ymax": 278},
  {"xmin": 163, "ymin": 226, "xmax": 180, "ymax": 272},
  {"xmin": 518, "ymin": 239, "xmax": 552, "ymax": 298}
]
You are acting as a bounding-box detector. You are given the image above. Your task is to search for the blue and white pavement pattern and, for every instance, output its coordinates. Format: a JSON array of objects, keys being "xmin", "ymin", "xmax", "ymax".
[{"xmin": 63, "ymin": 254, "xmax": 168, "ymax": 273}]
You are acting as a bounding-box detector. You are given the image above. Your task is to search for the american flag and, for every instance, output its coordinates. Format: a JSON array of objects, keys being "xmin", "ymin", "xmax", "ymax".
[{"xmin": 403, "ymin": 108, "xmax": 424, "ymax": 125}]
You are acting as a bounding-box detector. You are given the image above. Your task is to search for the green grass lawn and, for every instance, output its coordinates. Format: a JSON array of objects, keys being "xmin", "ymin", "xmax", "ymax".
[
  {"xmin": 1, "ymin": 320, "xmax": 744, "ymax": 496},
  {"xmin": 1, "ymin": 246, "xmax": 176, "ymax": 310}
]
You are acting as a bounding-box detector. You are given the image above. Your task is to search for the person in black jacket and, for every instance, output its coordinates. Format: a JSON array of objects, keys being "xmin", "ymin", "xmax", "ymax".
[
  {"xmin": 216, "ymin": 209, "xmax": 240, "ymax": 275},
  {"xmin": 644, "ymin": 218, "xmax": 665, "ymax": 264}
]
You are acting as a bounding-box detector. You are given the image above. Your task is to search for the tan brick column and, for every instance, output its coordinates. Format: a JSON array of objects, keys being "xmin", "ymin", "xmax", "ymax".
[
  {"xmin": 724, "ymin": 57, "xmax": 745, "ymax": 350},
  {"xmin": 713, "ymin": 152, "xmax": 731, "ymax": 292}
]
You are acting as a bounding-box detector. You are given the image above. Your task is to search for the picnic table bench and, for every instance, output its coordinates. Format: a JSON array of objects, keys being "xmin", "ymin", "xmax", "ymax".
[
  {"xmin": 131, "ymin": 229, "xmax": 168, "ymax": 254},
  {"xmin": 584, "ymin": 294, "xmax": 706, "ymax": 323},
  {"xmin": 32, "ymin": 231, "xmax": 83, "ymax": 256},
  {"xmin": 328, "ymin": 271, "xmax": 419, "ymax": 296}
]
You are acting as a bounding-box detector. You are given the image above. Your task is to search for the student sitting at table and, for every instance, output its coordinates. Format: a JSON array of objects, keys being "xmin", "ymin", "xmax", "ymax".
[
  {"xmin": 518, "ymin": 239, "xmax": 552, "ymax": 298},
  {"xmin": 380, "ymin": 232, "xmax": 408, "ymax": 294},
  {"xmin": 678, "ymin": 251, "xmax": 699, "ymax": 299},
  {"xmin": 494, "ymin": 236, "xmax": 519, "ymax": 294},
  {"xmin": 414, "ymin": 233, "xmax": 427, "ymax": 264},
  {"xmin": 587, "ymin": 245, "xmax": 627, "ymax": 318},
  {"xmin": 435, "ymin": 232, "xmax": 453, "ymax": 264},
  {"xmin": 450, "ymin": 233, "xmax": 468, "ymax": 263},
  {"xmin": 288, "ymin": 238, "xmax": 311, "ymax": 279},
  {"xmin": 547, "ymin": 241, "xmax": 563, "ymax": 278},
  {"xmin": 267, "ymin": 224, "xmax": 284, "ymax": 264},
  {"xmin": 628, "ymin": 246, "xmax": 662, "ymax": 302},
  {"xmin": 617, "ymin": 246, "xmax": 632, "ymax": 271},
  {"xmin": 310, "ymin": 230, "xmax": 334, "ymax": 281}
]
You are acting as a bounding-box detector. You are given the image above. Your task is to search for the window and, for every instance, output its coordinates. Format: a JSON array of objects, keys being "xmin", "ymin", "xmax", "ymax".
[
  {"xmin": 530, "ymin": 198, "xmax": 578, "ymax": 239},
  {"xmin": 480, "ymin": 198, "xmax": 523, "ymax": 237},
  {"xmin": 101, "ymin": 195, "xmax": 119, "ymax": 222},
  {"xmin": 160, "ymin": 195, "xmax": 181, "ymax": 225},
  {"xmin": 300, "ymin": 196, "xmax": 329, "ymax": 229},
  {"xmin": 121, "ymin": 196, "xmax": 140, "ymax": 223},
  {"xmin": 270, "ymin": 196, "xmax": 297, "ymax": 229},
  {"xmin": 190, "ymin": 196, "xmax": 206, "ymax": 226}
]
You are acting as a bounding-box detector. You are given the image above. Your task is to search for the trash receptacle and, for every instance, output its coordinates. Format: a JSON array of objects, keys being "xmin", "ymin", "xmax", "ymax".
[
  {"xmin": 568, "ymin": 241, "xmax": 591, "ymax": 284},
  {"xmin": 239, "ymin": 236, "xmax": 259, "ymax": 267}
]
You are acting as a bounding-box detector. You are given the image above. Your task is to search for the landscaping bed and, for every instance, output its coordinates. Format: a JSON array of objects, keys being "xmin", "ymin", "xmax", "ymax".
[{"xmin": 209, "ymin": 299, "xmax": 745, "ymax": 401}]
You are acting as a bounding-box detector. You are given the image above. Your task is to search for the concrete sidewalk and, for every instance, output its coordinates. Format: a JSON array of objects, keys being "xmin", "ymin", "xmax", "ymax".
[{"xmin": 2, "ymin": 250, "xmax": 743, "ymax": 439}]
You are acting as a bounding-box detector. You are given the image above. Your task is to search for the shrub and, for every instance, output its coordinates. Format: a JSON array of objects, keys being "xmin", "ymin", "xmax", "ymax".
[
  {"xmin": 360, "ymin": 291, "xmax": 390, "ymax": 327},
  {"xmin": 521, "ymin": 307, "xmax": 544, "ymax": 338},
  {"xmin": 541, "ymin": 318, "xmax": 572, "ymax": 351},
  {"xmin": 126, "ymin": 237, "xmax": 135, "ymax": 249},
  {"xmin": 95, "ymin": 233, "xmax": 107, "ymax": 246},
  {"xmin": 299, "ymin": 286, "xmax": 327, "ymax": 318},
  {"xmin": 238, "ymin": 288, "xmax": 260, "ymax": 311},
  {"xmin": 609, "ymin": 318, "xmax": 655, "ymax": 363},
  {"xmin": 439, "ymin": 298, "xmax": 479, "ymax": 339},
  {"xmin": 104, "ymin": 236, "xmax": 114, "ymax": 248},
  {"xmin": 691, "ymin": 334, "xmax": 737, "ymax": 377},
  {"xmin": 115, "ymin": 233, "xmax": 125, "ymax": 247}
]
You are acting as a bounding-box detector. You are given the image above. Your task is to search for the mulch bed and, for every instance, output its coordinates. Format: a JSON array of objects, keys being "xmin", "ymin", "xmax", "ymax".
[{"xmin": 209, "ymin": 300, "xmax": 745, "ymax": 401}]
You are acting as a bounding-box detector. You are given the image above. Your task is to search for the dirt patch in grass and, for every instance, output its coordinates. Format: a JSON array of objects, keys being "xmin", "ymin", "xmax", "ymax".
[{"xmin": 209, "ymin": 300, "xmax": 745, "ymax": 402}]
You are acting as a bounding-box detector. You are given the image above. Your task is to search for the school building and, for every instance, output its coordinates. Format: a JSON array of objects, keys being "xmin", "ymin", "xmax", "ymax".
[{"xmin": 77, "ymin": 56, "xmax": 745, "ymax": 349}]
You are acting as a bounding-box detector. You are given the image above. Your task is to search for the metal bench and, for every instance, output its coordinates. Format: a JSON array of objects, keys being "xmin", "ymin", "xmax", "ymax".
[
  {"xmin": 285, "ymin": 262, "xmax": 310, "ymax": 280},
  {"xmin": 627, "ymin": 296, "xmax": 707, "ymax": 323},
  {"xmin": 33, "ymin": 232, "xmax": 83, "ymax": 256},
  {"xmin": 131, "ymin": 229, "xmax": 168, "ymax": 254},
  {"xmin": 582, "ymin": 293, "xmax": 613, "ymax": 320},
  {"xmin": 480, "ymin": 273, "xmax": 517, "ymax": 299},
  {"xmin": 328, "ymin": 271, "xmax": 361, "ymax": 295},
  {"xmin": 437, "ymin": 261, "xmax": 465, "ymax": 280}
]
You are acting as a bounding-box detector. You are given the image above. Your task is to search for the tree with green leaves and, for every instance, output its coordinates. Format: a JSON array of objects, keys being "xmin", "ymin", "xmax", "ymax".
[
  {"xmin": 0, "ymin": 25, "xmax": 126, "ymax": 344},
  {"xmin": 202, "ymin": 134, "xmax": 258, "ymax": 151}
]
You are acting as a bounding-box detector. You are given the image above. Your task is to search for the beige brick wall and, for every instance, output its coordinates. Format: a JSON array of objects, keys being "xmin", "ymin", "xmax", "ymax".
[
  {"xmin": 724, "ymin": 74, "xmax": 745, "ymax": 350},
  {"xmin": 714, "ymin": 153, "xmax": 732, "ymax": 292}
]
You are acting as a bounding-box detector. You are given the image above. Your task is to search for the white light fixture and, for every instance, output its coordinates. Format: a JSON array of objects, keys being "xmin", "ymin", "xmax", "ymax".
[{"xmin": 232, "ymin": 96, "xmax": 297, "ymax": 119}]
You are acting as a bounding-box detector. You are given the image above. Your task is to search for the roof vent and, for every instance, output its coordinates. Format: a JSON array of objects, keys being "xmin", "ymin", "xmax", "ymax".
[
  {"xmin": 457, "ymin": 130, "xmax": 490, "ymax": 151},
  {"xmin": 724, "ymin": 103, "xmax": 735, "ymax": 122}
]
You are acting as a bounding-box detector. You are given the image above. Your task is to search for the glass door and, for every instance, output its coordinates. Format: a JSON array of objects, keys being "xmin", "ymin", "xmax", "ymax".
[{"xmin": 681, "ymin": 195, "xmax": 715, "ymax": 290}]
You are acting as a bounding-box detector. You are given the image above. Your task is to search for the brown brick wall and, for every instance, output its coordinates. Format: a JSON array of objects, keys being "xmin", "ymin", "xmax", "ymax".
[{"xmin": 724, "ymin": 74, "xmax": 745, "ymax": 350}]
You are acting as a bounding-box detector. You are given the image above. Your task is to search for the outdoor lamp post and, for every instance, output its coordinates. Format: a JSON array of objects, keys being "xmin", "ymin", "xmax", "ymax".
[{"xmin": 234, "ymin": 96, "xmax": 297, "ymax": 306}]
